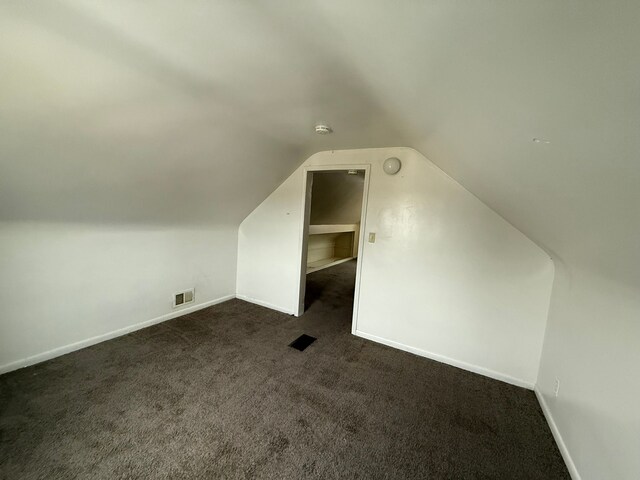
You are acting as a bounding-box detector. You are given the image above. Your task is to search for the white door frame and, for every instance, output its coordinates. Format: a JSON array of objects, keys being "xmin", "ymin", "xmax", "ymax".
[{"xmin": 294, "ymin": 164, "xmax": 371, "ymax": 335}]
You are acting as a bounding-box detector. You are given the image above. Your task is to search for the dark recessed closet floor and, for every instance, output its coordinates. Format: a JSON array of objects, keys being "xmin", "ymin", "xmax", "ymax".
[{"xmin": 0, "ymin": 260, "xmax": 569, "ymax": 479}]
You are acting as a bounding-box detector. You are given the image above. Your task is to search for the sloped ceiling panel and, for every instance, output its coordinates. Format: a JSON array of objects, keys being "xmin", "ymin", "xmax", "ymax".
[{"xmin": 1, "ymin": 0, "xmax": 638, "ymax": 284}]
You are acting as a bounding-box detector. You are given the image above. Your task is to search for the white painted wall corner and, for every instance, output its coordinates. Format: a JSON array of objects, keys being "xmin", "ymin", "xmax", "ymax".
[
  {"xmin": 0, "ymin": 294, "xmax": 235, "ymax": 375},
  {"xmin": 534, "ymin": 386, "xmax": 582, "ymax": 480}
]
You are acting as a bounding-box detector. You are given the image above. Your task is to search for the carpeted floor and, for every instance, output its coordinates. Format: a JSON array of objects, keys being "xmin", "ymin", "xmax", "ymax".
[{"xmin": 0, "ymin": 260, "xmax": 569, "ymax": 479}]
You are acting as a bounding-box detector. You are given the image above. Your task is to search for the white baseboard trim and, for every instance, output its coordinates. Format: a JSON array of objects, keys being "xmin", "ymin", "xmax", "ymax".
[
  {"xmin": 534, "ymin": 386, "xmax": 581, "ymax": 480},
  {"xmin": 0, "ymin": 294, "xmax": 235, "ymax": 375},
  {"xmin": 354, "ymin": 329, "xmax": 534, "ymax": 390},
  {"xmin": 235, "ymin": 294, "xmax": 294, "ymax": 316}
]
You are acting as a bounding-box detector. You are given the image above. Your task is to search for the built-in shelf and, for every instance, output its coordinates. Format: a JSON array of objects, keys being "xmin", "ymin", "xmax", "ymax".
[
  {"xmin": 306, "ymin": 224, "xmax": 360, "ymax": 274},
  {"xmin": 308, "ymin": 224, "xmax": 358, "ymax": 235}
]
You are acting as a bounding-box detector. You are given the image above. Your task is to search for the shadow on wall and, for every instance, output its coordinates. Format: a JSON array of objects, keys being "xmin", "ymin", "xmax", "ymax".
[{"xmin": 310, "ymin": 172, "xmax": 365, "ymax": 225}]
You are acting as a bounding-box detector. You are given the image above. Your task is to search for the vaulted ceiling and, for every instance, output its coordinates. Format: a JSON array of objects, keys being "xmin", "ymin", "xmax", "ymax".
[{"xmin": 1, "ymin": 1, "xmax": 638, "ymax": 285}]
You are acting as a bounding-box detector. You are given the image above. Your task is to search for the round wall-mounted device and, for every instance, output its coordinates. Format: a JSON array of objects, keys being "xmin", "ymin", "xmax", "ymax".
[{"xmin": 383, "ymin": 157, "xmax": 402, "ymax": 175}]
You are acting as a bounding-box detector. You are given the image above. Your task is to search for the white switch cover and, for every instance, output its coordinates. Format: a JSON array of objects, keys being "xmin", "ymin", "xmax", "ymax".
[{"xmin": 368, "ymin": 232, "xmax": 376, "ymax": 243}]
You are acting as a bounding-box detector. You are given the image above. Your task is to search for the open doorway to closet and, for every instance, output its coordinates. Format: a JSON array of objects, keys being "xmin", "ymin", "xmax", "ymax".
[{"xmin": 296, "ymin": 166, "xmax": 370, "ymax": 333}]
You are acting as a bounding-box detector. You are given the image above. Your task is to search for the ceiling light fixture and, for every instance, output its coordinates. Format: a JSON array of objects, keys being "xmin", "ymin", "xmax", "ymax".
[
  {"xmin": 314, "ymin": 124, "xmax": 333, "ymax": 135},
  {"xmin": 383, "ymin": 157, "xmax": 402, "ymax": 175},
  {"xmin": 532, "ymin": 137, "xmax": 551, "ymax": 144}
]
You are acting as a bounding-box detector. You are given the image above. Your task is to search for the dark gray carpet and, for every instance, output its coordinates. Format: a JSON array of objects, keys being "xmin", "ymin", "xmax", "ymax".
[{"xmin": 0, "ymin": 260, "xmax": 569, "ymax": 479}]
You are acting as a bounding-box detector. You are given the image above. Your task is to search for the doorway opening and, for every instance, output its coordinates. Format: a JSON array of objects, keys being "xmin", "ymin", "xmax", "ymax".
[{"xmin": 296, "ymin": 166, "xmax": 370, "ymax": 334}]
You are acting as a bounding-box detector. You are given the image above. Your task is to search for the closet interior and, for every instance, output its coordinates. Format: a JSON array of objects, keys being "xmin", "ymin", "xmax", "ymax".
[{"xmin": 306, "ymin": 170, "xmax": 365, "ymax": 274}]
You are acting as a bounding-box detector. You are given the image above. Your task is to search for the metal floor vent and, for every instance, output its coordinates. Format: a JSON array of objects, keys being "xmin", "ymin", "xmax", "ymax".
[
  {"xmin": 174, "ymin": 288, "xmax": 194, "ymax": 308},
  {"xmin": 289, "ymin": 334, "xmax": 317, "ymax": 351}
]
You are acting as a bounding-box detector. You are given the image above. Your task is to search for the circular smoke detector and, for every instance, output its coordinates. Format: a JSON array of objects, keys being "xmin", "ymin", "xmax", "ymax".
[{"xmin": 314, "ymin": 124, "xmax": 333, "ymax": 135}]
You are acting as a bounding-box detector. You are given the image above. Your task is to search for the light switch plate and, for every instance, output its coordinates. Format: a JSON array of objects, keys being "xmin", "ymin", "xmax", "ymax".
[{"xmin": 368, "ymin": 232, "xmax": 376, "ymax": 243}]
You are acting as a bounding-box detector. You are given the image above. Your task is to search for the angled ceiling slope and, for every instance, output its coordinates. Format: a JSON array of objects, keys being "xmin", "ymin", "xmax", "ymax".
[{"xmin": 1, "ymin": 1, "xmax": 638, "ymax": 285}]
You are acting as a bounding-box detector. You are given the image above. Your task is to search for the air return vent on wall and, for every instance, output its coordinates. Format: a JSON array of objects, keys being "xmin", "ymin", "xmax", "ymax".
[{"xmin": 173, "ymin": 288, "xmax": 194, "ymax": 308}]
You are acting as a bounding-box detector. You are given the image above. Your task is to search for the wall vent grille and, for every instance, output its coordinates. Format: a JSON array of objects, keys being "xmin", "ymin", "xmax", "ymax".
[{"xmin": 174, "ymin": 288, "xmax": 195, "ymax": 308}]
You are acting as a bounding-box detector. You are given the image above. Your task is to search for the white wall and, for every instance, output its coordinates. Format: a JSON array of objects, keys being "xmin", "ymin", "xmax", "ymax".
[
  {"xmin": 237, "ymin": 147, "xmax": 554, "ymax": 387},
  {"xmin": 536, "ymin": 264, "xmax": 640, "ymax": 480},
  {"xmin": 0, "ymin": 221, "xmax": 237, "ymax": 373}
]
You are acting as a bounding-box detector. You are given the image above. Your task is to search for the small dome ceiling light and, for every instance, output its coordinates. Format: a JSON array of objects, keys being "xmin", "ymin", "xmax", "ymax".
[
  {"xmin": 314, "ymin": 124, "xmax": 333, "ymax": 135},
  {"xmin": 383, "ymin": 157, "xmax": 402, "ymax": 175}
]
